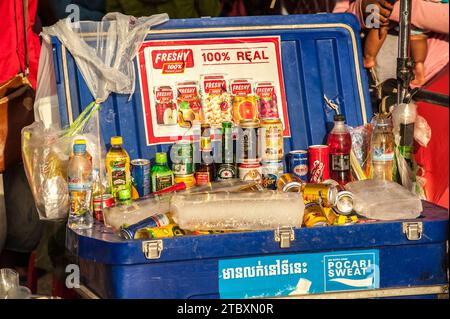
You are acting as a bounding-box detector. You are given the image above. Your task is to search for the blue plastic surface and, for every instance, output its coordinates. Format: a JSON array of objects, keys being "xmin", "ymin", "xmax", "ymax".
[
  {"xmin": 53, "ymin": 14, "xmax": 449, "ymax": 299},
  {"xmin": 54, "ymin": 13, "xmax": 372, "ymax": 161}
]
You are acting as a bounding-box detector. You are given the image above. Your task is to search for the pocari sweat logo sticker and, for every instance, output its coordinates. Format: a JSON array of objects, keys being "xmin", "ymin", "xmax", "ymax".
[{"xmin": 218, "ymin": 249, "xmax": 379, "ymax": 298}]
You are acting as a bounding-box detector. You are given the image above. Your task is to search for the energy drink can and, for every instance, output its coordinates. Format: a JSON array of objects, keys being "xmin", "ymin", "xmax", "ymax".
[
  {"xmin": 131, "ymin": 159, "xmax": 151, "ymax": 197},
  {"xmin": 303, "ymin": 202, "xmax": 328, "ymax": 227},
  {"xmin": 120, "ymin": 213, "xmax": 171, "ymax": 239},
  {"xmin": 301, "ymin": 183, "xmax": 338, "ymax": 207},
  {"xmin": 276, "ymin": 173, "xmax": 304, "ymax": 192},
  {"xmin": 287, "ymin": 150, "xmax": 309, "ymax": 182}
]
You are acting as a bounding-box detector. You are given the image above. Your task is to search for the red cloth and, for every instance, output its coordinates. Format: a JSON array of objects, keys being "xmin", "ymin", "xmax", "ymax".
[
  {"xmin": 414, "ymin": 65, "xmax": 449, "ymax": 208},
  {"xmin": 0, "ymin": 0, "xmax": 40, "ymax": 89}
]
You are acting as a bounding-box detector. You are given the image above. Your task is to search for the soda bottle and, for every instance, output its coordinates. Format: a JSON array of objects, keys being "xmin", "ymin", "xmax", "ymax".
[
  {"xmin": 106, "ymin": 136, "xmax": 131, "ymax": 201},
  {"xmin": 151, "ymin": 152, "xmax": 174, "ymax": 192},
  {"xmin": 327, "ymin": 114, "xmax": 352, "ymax": 186},
  {"xmin": 371, "ymin": 114, "xmax": 395, "ymax": 181},
  {"xmin": 68, "ymin": 141, "xmax": 94, "ymax": 229}
]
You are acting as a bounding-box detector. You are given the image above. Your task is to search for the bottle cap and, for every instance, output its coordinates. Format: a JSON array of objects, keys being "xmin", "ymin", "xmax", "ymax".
[
  {"xmin": 334, "ymin": 114, "xmax": 345, "ymax": 122},
  {"xmin": 118, "ymin": 188, "xmax": 131, "ymax": 201},
  {"xmin": 73, "ymin": 143, "xmax": 86, "ymax": 154},
  {"xmin": 74, "ymin": 139, "xmax": 86, "ymax": 145},
  {"xmin": 111, "ymin": 136, "xmax": 123, "ymax": 145},
  {"xmin": 155, "ymin": 152, "xmax": 167, "ymax": 165}
]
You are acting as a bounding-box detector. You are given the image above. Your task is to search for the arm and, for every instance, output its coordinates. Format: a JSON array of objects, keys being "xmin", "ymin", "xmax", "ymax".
[{"xmin": 390, "ymin": 0, "xmax": 449, "ymax": 35}]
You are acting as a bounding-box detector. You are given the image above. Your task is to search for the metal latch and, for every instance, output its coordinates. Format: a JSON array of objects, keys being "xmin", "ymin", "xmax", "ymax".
[
  {"xmin": 402, "ymin": 222, "xmax": 423, "ymax": 241},
  {"xmin": 142, "ymin": 240, "xmax": 163, "ymax": 259},
  {"xmin": 274, "ymin": 227, "xmax": 295, "ymax": 248}
]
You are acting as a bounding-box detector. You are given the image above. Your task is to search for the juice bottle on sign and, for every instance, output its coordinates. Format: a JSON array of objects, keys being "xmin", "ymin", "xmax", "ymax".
[
  {"xmin": 106, "ymin": 136, "xmax": 131, "ymax": 201},
  {"xmin": 371, "ymin": 114, "xmax": 394, "ymax": 181},
  {"xmin": 68, "ymin": 141, "xmax": 94, "ymax": 230},
  {"xmin": 327, "ymin": 114, "xmax": 352, "ymax": 186},
  {"xmin": 151, "ymin": 152, "xmax": 174, "ymax": 192}
]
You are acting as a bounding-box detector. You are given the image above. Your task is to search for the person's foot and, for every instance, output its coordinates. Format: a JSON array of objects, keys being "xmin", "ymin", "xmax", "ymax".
[
  {"xmin": 363, "ymin": 56, "xmax": 376, "ymax": 68},
  {"xmin": 411, "ymin": 62, "xmax": 426, "ymax": 86}
]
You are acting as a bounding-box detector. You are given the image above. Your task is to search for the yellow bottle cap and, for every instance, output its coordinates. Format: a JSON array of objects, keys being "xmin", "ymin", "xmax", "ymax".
[
  {"xmin": 74, "ymin": 139, "xmax": 86, "ymax": 145},
  {"xmin": 111, "ymin": 136, "xmax": 123, "ymax": 145}
]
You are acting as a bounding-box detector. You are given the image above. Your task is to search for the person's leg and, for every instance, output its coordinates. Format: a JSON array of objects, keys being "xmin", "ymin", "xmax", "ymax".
[
  {"xmin": 364, "ymin": 27, "xmax": 390, "ymax": 68},
  {"xmin": 410, "ymin": 33, "xmax": 428, "ymax": 86},
  {"xmin": 0, "ymin": 163, "xmax": 43, "ymax": 280}
]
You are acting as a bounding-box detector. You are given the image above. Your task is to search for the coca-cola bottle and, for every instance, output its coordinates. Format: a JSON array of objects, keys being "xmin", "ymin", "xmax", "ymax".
[{"xmin": 327, "ymin": 114, "xmax": 352, "ymax": 186}]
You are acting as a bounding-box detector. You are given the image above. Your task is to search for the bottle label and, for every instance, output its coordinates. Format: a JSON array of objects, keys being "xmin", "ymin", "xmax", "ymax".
[
  {"xmin": 217, "ymin": 164, "xmax": 236, "ymax": 180},
  {"xmin": 110, "ymin": 159, "xmax": 127, "ymax": 186},
  {"xmin": 155, "ymin": 174, "xmax": 173, "ymax": 191},
  {"xmin": 373, "ymin": 146, "xmax": 394, "ymax": 162},
  {"xmin": 331, "ymin": 154, "xmax": 350, "ymax": 171}
]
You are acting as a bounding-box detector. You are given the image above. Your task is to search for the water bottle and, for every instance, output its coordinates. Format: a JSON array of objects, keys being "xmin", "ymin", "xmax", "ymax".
[
  {"xmin": 327, "ymin": 114, "xmax": 352, "ymax": 186},
  {"xmin": 68, "ymin": 141, "xmax": 94, "ymax": 229},
  {"xmin": 371, "ymin": 114, "xmax": 395, "ymax": 181}
]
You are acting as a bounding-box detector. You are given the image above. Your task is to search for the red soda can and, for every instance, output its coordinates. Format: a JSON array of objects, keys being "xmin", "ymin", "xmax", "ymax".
[{"xmin": 308, "ymin": 145, "xmax": 330, "ymax": 183}]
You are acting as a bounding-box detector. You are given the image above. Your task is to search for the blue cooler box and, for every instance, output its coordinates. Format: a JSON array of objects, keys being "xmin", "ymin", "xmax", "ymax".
[{"xmin": 53, "ymin": 14, "xmax": 449, "ymax": 299}]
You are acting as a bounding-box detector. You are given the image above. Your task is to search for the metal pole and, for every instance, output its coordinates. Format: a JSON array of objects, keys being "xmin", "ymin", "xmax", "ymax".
[{"xmin": 397, "ymin": 0, "xmax": 413, "ymax": 105}]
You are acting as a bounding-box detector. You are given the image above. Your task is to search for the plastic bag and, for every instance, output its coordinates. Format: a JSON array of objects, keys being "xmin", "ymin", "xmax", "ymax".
[
  {"xmin": 22, "ymin": 103, "xmax": 105, "ymax": 220},
  {"xmin": 170, "ymin": 191, "xmax": 305, "ymax": 231},
  {"xmin": 345, "ymin": 179, "xmax": 423, "ymax": 220},
  {"xmin": 41, "ymin": 12, "xmax": 169, "ymax": 102},
  {"xmin": 349, "ymin": 124, "xmax": 372, "ymax": 180},
  {"xmin": 414, "ymin": 115, "xmax": 432, "ymax": 147}
]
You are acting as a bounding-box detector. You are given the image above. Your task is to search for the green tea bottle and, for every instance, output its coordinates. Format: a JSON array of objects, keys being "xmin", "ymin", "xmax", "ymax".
[{"xmin": 151, "ymin": 152, "xmax": 174, "ymax": 192}]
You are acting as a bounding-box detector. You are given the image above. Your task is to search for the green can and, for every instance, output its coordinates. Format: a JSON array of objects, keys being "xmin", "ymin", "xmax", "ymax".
[{"xmin": 171, "ymin": 141, "xmax": 194, "ymax": 176}]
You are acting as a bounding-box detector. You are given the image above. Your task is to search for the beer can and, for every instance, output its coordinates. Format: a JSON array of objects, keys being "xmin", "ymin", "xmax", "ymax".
[
  {"xmin": 174, "ymin": 174, "xmax": 196, "ymax": 189},
  {"xmin": 120, "ymin": 213, "xmax": 171, "ymax": 239},
  {"xmin": 302, "ymin": 183, "xmax": 338, "ymax": 207},
  {"xmin": 217, "ymin": 163, "xmax": 237, "ymax": 180},
  {"xmin": 171, "ymin": 141, "xmax": 194, "ymax": 176},
  {"xmin": 260, "ymin": 118, "xmax": 284, "ymax": 162},
  {"xmin": 261, "ymin": 161, "xmax": 284, "ymax": 190},
  {"xmin": 195, "ymin": 162, "xmax": 215, "ymax": 185},
  {"xmin": 238, "ymin": 119, "xmax": 260, "ymax": 163},
  {"xmin": 287, "ymin": 150, "xmax": 309, "ymax": 182},
  {"xmin": 239, "ymin": 162, "xmax": 262, "ymax": 181},
  {"xmin": 334, "ymin": 191, "xmax": 354, "ymax": 215},
  {"xmin": 303, "ymin": 202, "xmax": 328, "ymax": 227},
  {"xmin": 308, "ymin": 145, "xmax": 330, "ymax": 183},
  {"xmin": 276, "ymin": 173, "xmax": 304, "ymax": 192},
  {"xmin": 335, "ymin": 214, "xmax": 358, "ymax": 226},
  {"xmin": 131, "ymin": 159, "xmax": 151, "ymax": 198}
]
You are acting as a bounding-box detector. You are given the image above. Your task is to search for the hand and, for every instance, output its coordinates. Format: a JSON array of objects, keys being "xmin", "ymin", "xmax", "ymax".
[{"xmin": 362, "ymin": 0, "xmax": 397, "ymax": 27}]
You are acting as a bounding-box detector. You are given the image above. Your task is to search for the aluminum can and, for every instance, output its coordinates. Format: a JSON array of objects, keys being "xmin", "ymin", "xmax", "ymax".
[
  {"xmin": 131, "ymin": 159, "xmax": 151, "ymax": 198},
  {"xmin": 135, "ymin": 224, "xmax": 185, "ymax": 239},
  {"xmin": 261, "ymin": 161, "xmax": 284, "ymax": 190},
  {"xmin": 287, "ymin": 150, "xmax": 309, "ymax": 182},
  {"xmin": 217, "ymin": 163, "xmax": 237, "ymax": 180},
  {"xmin": 308, "ymin": 145, "xmax": 330, "ymax": 183},
  {"xmin": 301, "ymin": 183, "xmax": 338, "ymax": 207},
  {"xmin": 260, "ymin": 118, "xmax": 284, "ymax": 162},
  {"xmin": 334, "ymin": 191, "xmax": 354, "ymax": 215},
  {"xmin": 171, "ymin": 141, "xmax": 194, "ymax": 176},
  {"xmin": 303, "ymin": 202, "xmax": 328, "ymax": 227},
  {"xmin": 120, "ymin": 213, "xmax": 171, "ymax": 239},
  {"xmin": 238, "ymin": 162, "xmax": 262, "ymax": 181},
  {"xmin": 200, "ymin": 123, "xmax": 212, "ymax": 151},
  {"xmin": 238, "ymin": 119, "xmax": 260, "ymax": 163},
  {"xmin": 276, "ymin": 173, "xmax": 304, "ymax": 192}
]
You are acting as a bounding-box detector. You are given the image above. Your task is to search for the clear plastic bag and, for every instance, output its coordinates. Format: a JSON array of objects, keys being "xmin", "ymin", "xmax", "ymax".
[
  {"xmin": 345, "ymin": 179, "xmax": 423, "ymax": 220},
  {"xmin": 170, "ymin": 191, "xmax": 305, "ymax": 231},
  {"xmin": 22, "ymin": 103, "xmax": 105, "ymax": 220},
  {"xmin": 41, "ymin": 13, "xmax": 169, "ymax": 102}
]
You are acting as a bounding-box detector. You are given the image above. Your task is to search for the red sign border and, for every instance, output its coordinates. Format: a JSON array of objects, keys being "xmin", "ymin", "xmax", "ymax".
[{"xmin": 137, "ymin": 36, "xmax": 291, "ymax": 145}]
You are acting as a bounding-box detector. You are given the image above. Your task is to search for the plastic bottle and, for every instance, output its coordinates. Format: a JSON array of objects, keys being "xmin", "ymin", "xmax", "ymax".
[
  {"xmin": 371, "ymin": 114, "xmax": 395, "ymax": 181},
  {"xmin": 68, "ymin": 142, "xmax": 94, "ymax": 229},
  {"xmin": 327, "ymin": 114, "xmax": 352, "ymax": 186},
  {"xmin": 106, "ymin": 136, "xmax": 131, "ymax": 201},
  {"xmin": 151, "ymin": 152, "xmax": 174, "ymax": 192}
]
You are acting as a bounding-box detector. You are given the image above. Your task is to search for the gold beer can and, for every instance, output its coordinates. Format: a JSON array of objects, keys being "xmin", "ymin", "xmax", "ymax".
[
  {"xmin": 260, "ymin": 118, "xmax": 284, "ymax": 162},
  {"xmin": 301, "ymin": 183, "xmax": 338, "ymax": 207}
]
